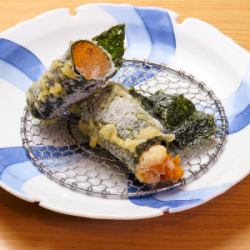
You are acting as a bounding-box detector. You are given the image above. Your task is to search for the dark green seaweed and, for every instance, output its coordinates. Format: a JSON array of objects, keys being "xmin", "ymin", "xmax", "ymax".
[
  {"xmin": 93, "ymin": 24, "xmax": 125, "ymax": 68},
  {"xmin": 172, "ymin": 112, "xmax": 217, "ymax": 149},
  {"xmin": 130, "ymin": 88, "xmax": 217, "ymax": 149},
  {"xmin": 130, "ymin": 88, "xmax": 196, "ymax": 129}
]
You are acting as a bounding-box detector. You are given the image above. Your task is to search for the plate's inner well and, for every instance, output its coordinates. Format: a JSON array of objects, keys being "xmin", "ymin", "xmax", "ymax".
[{"xmin": 21, "ymin": 60, "xmax": 228, "ymax": 198}]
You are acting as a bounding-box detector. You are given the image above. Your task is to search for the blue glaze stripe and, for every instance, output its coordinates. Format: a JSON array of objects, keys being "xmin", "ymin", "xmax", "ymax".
[
  {"xmin": 129, "ymin": 183, "xmax": 231, "ymax": 210},
  {"xmin": 31, "ymin": 144, "xmax": 82, "ymax": 159},
  {"xmin": 0, "ymin": 144, "xmax": 82, "ymax": 175},
  {"xmin": 0, "ymin": 59, "xmax": 33, "ymax": 91},
  {"xmin": 0, "ymin": 147, "xmax": 40, "ymax": 195},
  {"xmin": 227, "ymin": 104, "xmax": 250, "ymax": 134},
  {"xmin": 135, "ymin": 7, "xmax": 176, "ymax": 64},
  {"xmin": 99, "ymin": 4, "xmax": 152, "ymax": 59},
  {"xmin": 0, "ymin": 39, "xmax": 45, "ymax": 195},
  {"xmin": 130, "ymin": 195, "xmax": 201, "ymax": 209},
  {"xmin": 222, "ymin": 63, "xmax": 250, "ymax": 134},
  {"xmin": 1, "ymin": 161, "xmax": 40, "ymax": 194},
  {"xmin": 0, "ymin": 144, "xmax": 82, "ymax": 194},
  {"xmin": 0, "ymin": 38, "xmax": 45, "ymax": 82},
  {"xmin": 0, "ymin": 147, "xmax": 30, "ymax": 175}
]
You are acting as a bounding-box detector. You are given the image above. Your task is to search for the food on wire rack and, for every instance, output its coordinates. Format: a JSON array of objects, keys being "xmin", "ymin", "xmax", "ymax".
[
  {"xmin": 73, "ymin": 82, "xmax": 183, "ymax": 185},
  {"xmin": 129, "ymin": 88, "xmax": 217, "ymax": 149},
  {"xmin": 25, "ymin": 24, "xmax": 218, "ymax": 186},
  {"xmin": 26, "ymin": 24, "xmax": 125, "ymax": 120}
]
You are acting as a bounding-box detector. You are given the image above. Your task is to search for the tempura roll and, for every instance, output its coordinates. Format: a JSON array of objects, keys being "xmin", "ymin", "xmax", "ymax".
[
  {"xmin": 77, "ymin": 83, "xmax": 184, "ymax": 185},
  {"xmin": 26, "ymin": 25, "xmax": 125, "ymax": 120}
]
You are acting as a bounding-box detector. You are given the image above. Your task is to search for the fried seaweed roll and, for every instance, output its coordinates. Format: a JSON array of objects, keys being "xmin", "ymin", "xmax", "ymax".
[
  {"xmin": 77, "ymin": 83, "xmax": 184, "ymax": 185},
  {"xmin": 129, "ymin": 88, "xmax": 217, "ymax": 149},
  {"xmin": 26, "ymin": 25, "xmax": 125, "ymax": 120}
]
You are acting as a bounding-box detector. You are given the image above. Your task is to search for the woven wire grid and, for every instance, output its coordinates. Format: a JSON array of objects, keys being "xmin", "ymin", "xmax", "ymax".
[{"xmin": 21, "ymin": 59, "xmax": 228, "ymax": 198}]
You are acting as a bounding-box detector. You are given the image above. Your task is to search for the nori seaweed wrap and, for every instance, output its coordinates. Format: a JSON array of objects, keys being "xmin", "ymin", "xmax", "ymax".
[
  {"xmin": 26, "ymin": 25, "xmax": 125, "ymax": 120},
  {"xmin": 129, "ymin": 89, "xmax": 217, "ymax": 149},
  {"xmin": 77, "ymin": 83, "xmax": 184, "ymax": 184}
]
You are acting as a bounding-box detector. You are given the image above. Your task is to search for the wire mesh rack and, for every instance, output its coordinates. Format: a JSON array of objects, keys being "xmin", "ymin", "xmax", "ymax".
[{"xmin": 21, "ymin": 59, "xmax": 228, "ymax": 198}]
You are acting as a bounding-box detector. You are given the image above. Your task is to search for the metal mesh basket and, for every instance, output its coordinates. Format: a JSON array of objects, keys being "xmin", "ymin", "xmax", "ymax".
[{"xmin": 21, "ymin": 60, "xmax": 228, "ymax": 198}]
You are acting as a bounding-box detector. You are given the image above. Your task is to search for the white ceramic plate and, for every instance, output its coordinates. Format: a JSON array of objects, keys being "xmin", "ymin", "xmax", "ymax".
[{"xmin": 0, "ymin": 3, "xmax": 249, "ymax": 220}]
